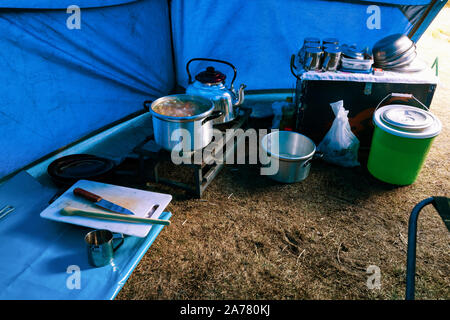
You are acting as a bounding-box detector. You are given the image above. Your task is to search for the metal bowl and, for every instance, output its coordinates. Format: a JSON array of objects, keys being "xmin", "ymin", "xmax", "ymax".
[
  {"xmin": 372, "ymin": 34, "xmax": 414, "ymax": 62},
  {"xmin": 376, "ymin": 51, "xmax": 417, "ymax": 69},
  {"xmin": 376, "ymin": 42, "xmax": 416, "ymax": 64},
  {"xmin": 261, "ymin": 131, "xmax": 317, "ymax": 183}
]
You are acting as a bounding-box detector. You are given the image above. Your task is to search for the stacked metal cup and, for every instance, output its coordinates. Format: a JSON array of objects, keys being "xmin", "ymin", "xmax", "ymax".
[
  {"xmin": 321, "ymin": 38, "xmax": 341, "ymax": 72},
  {"xmin": 297, "ymin": 37, "xmax": 321, "ymax": 69},
  {"xmin": 298, "ymin": 37, "xmax": 342, "ymax": 72}
]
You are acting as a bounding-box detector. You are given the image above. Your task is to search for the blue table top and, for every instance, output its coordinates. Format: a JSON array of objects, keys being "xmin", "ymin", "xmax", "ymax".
[{"xmin": 0, "ymin": 172, "xmax": 171, "ymax": 300}]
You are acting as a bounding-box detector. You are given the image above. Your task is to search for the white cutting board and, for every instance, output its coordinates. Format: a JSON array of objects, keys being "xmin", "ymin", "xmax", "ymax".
[{"xmin": 40, "ymin": 180, "xmax": 172, "ymax": 237}]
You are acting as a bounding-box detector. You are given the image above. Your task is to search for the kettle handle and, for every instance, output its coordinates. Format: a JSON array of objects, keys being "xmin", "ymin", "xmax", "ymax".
[{"xmin": 186, "ymin": 58, "xmax": 237, "ymax": 87}]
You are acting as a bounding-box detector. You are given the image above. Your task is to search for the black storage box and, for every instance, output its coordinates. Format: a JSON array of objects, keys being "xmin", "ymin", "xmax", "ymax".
[{"xmin": 293, "ymin": 70, "xmax": 438, "ymax": 155}]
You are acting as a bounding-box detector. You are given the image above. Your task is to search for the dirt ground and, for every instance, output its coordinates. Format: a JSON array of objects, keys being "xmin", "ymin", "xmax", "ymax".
[{"xmin": 117, "ymin": 9, "xmax": 450, "ymax": 300}]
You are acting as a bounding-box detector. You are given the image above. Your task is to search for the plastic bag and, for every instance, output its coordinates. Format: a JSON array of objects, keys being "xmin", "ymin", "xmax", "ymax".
[{"xmin": 317, "ymin": 100, "xmax": 360, "ymax": 167}]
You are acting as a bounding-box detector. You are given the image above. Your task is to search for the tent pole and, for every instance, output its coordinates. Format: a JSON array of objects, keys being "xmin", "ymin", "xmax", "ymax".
[{"xmin": 407, "ymin": 0, "xmax": 439, "ymax": 40}]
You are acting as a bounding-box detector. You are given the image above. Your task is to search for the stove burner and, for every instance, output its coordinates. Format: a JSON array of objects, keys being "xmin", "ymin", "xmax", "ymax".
[{"xmin": 132, "ymin": 108, "xmax": 250, "ymax": 197}]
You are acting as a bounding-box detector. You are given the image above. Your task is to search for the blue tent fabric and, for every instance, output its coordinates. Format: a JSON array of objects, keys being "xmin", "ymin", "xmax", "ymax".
[
  {"xmin": 0, "ymin": 0, "xmax": 174, "ymax": 179},
  {"xmin": 0, "ymin": 0, "xmax": 446, "ymax": 180},
  {"xmin": 0, "ymin": 1, "xmax": 139, "ymax": 9},
  {"xmin": 0, "ymin": 171, "xmax": 172, "ymax": 300},
  {"xmin": 170, "ymin": 0, "xmax": 441, "ymax": 91}
]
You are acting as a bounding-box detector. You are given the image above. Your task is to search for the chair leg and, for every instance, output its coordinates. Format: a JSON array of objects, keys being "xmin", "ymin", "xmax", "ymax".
[{"xmin": 405, "ymin": 197, "xmax": 435, "ymax": 300}]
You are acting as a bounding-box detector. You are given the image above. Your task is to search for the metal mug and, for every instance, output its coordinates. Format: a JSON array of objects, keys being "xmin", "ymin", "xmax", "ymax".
[
  {"xmin": 322, "ymin": 48, "xmax": 342, "ymax": 72},
  {"xmin": 297, "ymin": 38, "xmax": 321, "ymax": 67},
  {"xmin": 322, "ymin": 38, "xmax": 339, "ymax": 50},
  {"xmin": 303, "ymin": 47, "xmax": 323, "ymax": 71},
  {"xmin": 85, "ymin": 229, "xmax": 124, "ymax": 267}
]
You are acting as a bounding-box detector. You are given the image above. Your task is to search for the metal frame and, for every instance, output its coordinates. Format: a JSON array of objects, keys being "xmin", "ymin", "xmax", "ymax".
[
  {"xmin": 406, "ymin": 196, "xmax": 450, "ymax": 300},
  {"xmin": 133, "ymin": 108, "xmax": 250, "ymax": 198}
]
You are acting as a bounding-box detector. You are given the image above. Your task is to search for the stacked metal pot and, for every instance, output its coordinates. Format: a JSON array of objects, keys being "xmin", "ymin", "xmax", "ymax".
[{"xmin": 372, "ymin": 34, "xmax": 424, "ymax": 72}]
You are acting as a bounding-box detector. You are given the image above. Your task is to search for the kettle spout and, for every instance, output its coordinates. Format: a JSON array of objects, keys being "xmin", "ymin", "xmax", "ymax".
[{"xmin": 234, "ymin": 84, "xmax": 246, "ymax": 106}]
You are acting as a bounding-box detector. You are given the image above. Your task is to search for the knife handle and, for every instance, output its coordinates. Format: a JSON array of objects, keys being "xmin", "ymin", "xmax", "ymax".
[{"xmin": 73, "ymin": 188, "xmax": 102, "ymax": 203}]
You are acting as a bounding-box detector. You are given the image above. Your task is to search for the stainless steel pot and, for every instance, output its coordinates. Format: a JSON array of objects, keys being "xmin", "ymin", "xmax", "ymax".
[
  {"xmin": 261, "ymin": 131, "xmax": 320, "ymax": 183},
  {"xmin": 145, "ymin": 95, "xmax": 222, "ymax": 152}
]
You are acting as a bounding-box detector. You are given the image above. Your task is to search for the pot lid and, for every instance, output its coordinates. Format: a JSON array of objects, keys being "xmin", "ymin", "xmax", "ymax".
[
  {"xmin": 323, "ymin": 38, "xmax": 339, "ymax": 45},
  {"xmin": 342, "ymin": 45, "xmax": 364, "ymax": 60},
  {"xmin": 374, "ymin": 105, "xmax": 441, "ymax": 139},
  {"xmin": 305, "ymin": 47, "xmax": 322, "ymax": 54},
  {"xmin": 304, "ymin": 37, "xmax": 320, "ymax": 44},
  {"xmin": 324, "ymin": 43, "xmax": 340, "ymax": 50},
  {"xmin": 324, "ymin": 46, "xmax": 341, "ymax": 54},
  {"xmin": 195, "ymin": 66, "xmax": 226, "ymax": 84},
  {"xmin": 381, "ymin": 106, "xmax": 434, "ymax": 130}
]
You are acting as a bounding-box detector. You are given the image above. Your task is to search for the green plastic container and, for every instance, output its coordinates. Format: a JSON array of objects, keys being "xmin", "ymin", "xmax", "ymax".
[{"xmin": 367, "ymin": 97, "xmax": 442, "ymax": 185}]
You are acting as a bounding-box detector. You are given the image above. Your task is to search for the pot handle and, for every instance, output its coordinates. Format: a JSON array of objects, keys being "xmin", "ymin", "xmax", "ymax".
[
  {"xmin": 375, "ymin": 93, "xmax": 429, "ymax": 113},
  {"xmin": 290, "ymin": 54, "xmax": 300, "ymax": 79},
  {"xmin": 302, "ymin": 151, "xmax": 323, "ymax": 167},
  {"xmin": 186, "ymin": 58, "xmax": 237, "ymax": 87},
  {"xmin": 112, "ymin": 233, "xmax": 125, "ymax": 252},
  {"xmin": 202, "ymin": 110, "xmax": 224, "ymax": 125},
  {"xmin": 143, "ymin": 100, "xmax": 152, "ymax": 112}
]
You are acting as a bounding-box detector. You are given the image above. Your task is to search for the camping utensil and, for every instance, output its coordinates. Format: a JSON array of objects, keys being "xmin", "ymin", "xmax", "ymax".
[
  {"xmin": 0, "ymin": 205, "xmax": 15, "ymax": 221},
  {"xmin": 322, "ymin": 47, "xmax": 341, "ymax": 71},
  {"xmin": 61, "ymin": 206, "xmax": 171, "ymax": 226},
  {"xmin": 260, "ymin": 131, "xmax": 321, "ymax": 183},
  {"xmin": 322, "ymin": 38, "xmax": 339, "ymax": 49},
  {"xmin": 372, "ymin": 34, "xmax": 415, "ymax": 62},
  {"xmin": 297, "ymin": 37, "xmax": 321, "ymax": 66},
  {"xmin": 341, "ymin": 44, "xmax": 365, "ymax": 60},
  {"xmin": 185, "ymin": 58, "xmax": 246, "ymax": 124},
  {"xmin": 303, "ymin": 47, "xmax": 323, "ymax": 71},
  {"xmin": 73, "ymin": 187, "xmax": 135, "ymax": 215},
  {"xmin": 85, "ymin": 229, "xmax": 124, "ymax": 267},
  {"xmin": 146, "ymin": 94, "xmax": 222, "ymax": 152}
]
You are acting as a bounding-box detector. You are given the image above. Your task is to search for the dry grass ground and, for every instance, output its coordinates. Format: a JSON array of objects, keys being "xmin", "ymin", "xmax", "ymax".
[{"xmin": 117, "ymin": 10, "xmax": 450, "ymax": 300}]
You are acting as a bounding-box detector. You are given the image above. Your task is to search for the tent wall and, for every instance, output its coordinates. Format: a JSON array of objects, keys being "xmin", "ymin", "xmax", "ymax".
[
  {"xmin": 0, "ymin": 1, "xmax": 139, "ymax": 9},
  {"xmin": 0, "ymin": 0, "xmax": 174, "ymax": 179},
  {"xmin": 170, "ymin": 0, "xmax": 440, "ymax": 90},
  {"xmin": 0, "ymin": 0, "xmax": 446, "ymax": 180}
]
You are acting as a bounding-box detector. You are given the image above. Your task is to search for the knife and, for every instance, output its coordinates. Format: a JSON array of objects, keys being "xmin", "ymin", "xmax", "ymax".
[{"xmin": 73, "ymin": 188, "xmax": 135, "ymax": 215}]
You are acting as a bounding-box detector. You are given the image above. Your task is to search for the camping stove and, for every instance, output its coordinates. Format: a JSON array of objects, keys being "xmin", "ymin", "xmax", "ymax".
[{"xmin": 132, "ymin": 107, "xmax": 250, "ymax": 198}]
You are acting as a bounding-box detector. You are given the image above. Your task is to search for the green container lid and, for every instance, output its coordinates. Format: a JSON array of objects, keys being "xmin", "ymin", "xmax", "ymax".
[{"xmin": 373, "ymin": 104, "xmax": 441, "ymax": 139}]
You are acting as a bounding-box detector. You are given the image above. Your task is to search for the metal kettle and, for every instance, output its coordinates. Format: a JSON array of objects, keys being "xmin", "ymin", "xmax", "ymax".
[{"xmin": 186, "ymin": 58, "xmax": 246, "ymax": 124}]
